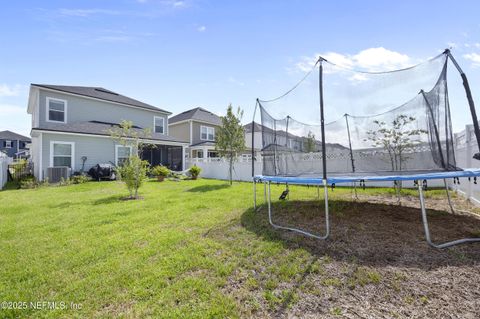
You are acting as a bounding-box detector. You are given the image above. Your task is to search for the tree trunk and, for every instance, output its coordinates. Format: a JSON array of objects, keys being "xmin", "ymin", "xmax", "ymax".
[{"xmin": 229, "ymin": 155, "xmax": 233, "ymax": 185}]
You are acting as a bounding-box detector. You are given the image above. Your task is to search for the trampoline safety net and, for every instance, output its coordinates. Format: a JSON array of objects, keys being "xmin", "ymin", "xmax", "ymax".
[{"xmin": 257, "ymin": 51, "xmax": 477, "ymax": 178}]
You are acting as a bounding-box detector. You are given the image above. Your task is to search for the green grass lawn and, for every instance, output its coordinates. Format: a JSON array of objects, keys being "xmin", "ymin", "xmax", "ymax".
[{"xmin": 0, "ymin": 179, "xmax": 479, "ymax": 318}]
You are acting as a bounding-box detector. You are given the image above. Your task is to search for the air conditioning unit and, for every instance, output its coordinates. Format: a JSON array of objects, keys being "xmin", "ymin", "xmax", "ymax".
[{"xmin": 47, "ymin": 166, "xmax": 70, "ymax": 183}]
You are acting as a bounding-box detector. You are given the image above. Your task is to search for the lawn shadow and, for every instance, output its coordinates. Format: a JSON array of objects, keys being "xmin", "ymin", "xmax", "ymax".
[
  {"xmin": 92, "ymin": 195, "xmax": 127, "ymax": 205},
  {"xmin": 237, "ymin": 200, "xmax": 480, "ymax": 269},
  {"xmin": 187, "ymin": 184, "xmax": 231, "ymax": 193}
]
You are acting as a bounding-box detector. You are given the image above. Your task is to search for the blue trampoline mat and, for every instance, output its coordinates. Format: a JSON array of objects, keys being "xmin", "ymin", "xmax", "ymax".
[{"xmin": 255, "ymin": 168, "xmax": 480, "ymax": 185}]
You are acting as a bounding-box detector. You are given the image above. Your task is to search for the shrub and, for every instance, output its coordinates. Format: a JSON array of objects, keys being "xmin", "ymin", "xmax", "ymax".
[
  {"xmin": 189, "ymin": 165, "xmax": 202, "ymax": 180},
  {"xmin": 151, "ymin": 165, "xmax": 170, "ymax": 177},
  {"xmin": 115, "ymin": 155, "xmax": 149, "ymax": 199},
  {"xmin": 59, "ymin": 177, "xmax": 72, "ymax": 186},
  {"xmin": 19, "ymin": 176, "xmax": 39, "ymax": 189},
  {"xmin": 71, "ymin": 174, "xmax": 91, "ymax": 184}
]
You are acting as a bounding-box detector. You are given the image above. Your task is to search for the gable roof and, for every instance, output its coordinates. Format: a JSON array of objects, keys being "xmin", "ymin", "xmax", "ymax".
[
  {"xmin": 243, "ymin": 121, "xmax": 264, "ymax": 133},
  {"xmin": 0, "ymin": 130, "xmax": 31, "ymax": 142},
  {"xmin": 169, "ymin": 107, "xmax": 222, "ymax": 126},
  {"xmin": 31, "ymin": 84, "xmax": 171, "ymax": 114}
]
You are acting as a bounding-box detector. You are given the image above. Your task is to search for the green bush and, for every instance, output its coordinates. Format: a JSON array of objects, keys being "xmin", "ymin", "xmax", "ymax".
[
  {"xmin": 151, "ymin": 165, "xmax": 170, "ymax": 177},
  {"xmin": 189, "ymin": 165, "xmax": 202, "ymax": 179},
  {"xmin": 19, "ymin": 176, "xmax": 39, "ymax": 189},
  {"xmin": 115, "ymin": 155, "xmax": 149, "ymax": 199},
  {"xmin": 71, "ymin": 174, "xmax": 91, "ymax": 184}
]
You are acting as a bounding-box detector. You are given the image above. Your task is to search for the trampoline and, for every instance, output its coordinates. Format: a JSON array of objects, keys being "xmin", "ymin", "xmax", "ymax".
[{"xmin": 251, "ymin": 49, "xmax": 480, "ymax": 248}]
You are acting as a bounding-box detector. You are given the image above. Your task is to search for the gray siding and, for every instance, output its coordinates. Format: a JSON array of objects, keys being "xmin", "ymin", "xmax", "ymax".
[
  {"xmin": 168, "ymin": 122, "xmax": 191, "ymax": 144},
  {"xmin": 0, "ymin": 139, "xmax": 28, "ymax": 158},
  {"xmin": 191, "ymin": 121, "xmax": 220, "ymax": 145},
  {"xmin": 38, "ymin": 89, "xmax": 168, "ymax": 133},
  {"xmin": 40, "ymin": 132, "xmax": 120, "ymax": 179}
]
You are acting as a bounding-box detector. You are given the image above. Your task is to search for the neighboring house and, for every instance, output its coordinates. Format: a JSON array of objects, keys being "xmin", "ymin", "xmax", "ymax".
[
  {"xmin": 244, "ymin": 122, "xmax": 263, "ymax": 159},
  {"xmin": 244, "ymin": 121, "xmax": 346, "ymax": 155},
  {"xmin": 168, "ymin": 107, "xmax": 222, "ymax": 159},
  {"xmin": 0, "ymin": 130, "xmax": 31, "ymax": 159},
  {"xmin": 27, "ymin": 84, "xmax": 189, "ymax": 181}
]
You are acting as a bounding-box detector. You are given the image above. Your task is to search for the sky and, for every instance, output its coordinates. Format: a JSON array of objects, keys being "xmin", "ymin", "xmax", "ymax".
[{"xmin": 1, "ymin": 0, "xmax": 480, "ymax": 137}]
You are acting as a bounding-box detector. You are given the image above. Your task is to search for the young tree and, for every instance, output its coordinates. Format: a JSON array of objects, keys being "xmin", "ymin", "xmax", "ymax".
[
  {"xmin": 304, "ymin": 131, "xmax": 316, "ymax": 153},
  {"xmin": 365, "ymin": 115, "xmax": 427, "ymax": 172},
  {"xmin": 215, "ymin": 105, "xmax": 246, "ymax": 185},
  {"xmin": 109, "ymin": 120, "xmax": 151, "ymax": 199}
]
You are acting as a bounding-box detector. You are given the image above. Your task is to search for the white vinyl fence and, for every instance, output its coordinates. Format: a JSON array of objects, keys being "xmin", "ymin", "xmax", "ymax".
[
  {"xmin": 187, "ymin": 155, "xmax": 444, "ymax": 187},
  {"xmin": 188, "ymin": 127, "xmax": 480, "ymax": 199},
  {"xmin": 0, "ymin": 155, "xmax": 11, "ymax": 190},
  {"xmin": 187, "ymin": 157, "xmax": 261, "ymax": 182},
  {"xmin": 452, "ymin": 124, "xmax": 480, "ymax": 205}
]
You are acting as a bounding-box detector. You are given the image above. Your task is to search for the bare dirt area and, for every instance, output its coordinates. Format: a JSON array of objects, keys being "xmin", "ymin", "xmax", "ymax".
[{"xmin": 218, "ymin": 192, "xmax": 480, "ymax": 318}]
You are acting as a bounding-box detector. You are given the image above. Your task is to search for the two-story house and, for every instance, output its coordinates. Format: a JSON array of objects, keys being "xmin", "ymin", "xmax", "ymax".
[
  {"xmin": 168, "ymin": 107, "xmax": 222, "ymax": 160},
  {"xmin": 0, "ymin": 130, "xmax": 31, "ymax": 159},
  {"xmin": 27, "ymin": 84, "xmax": 189, "ymax": 181}
]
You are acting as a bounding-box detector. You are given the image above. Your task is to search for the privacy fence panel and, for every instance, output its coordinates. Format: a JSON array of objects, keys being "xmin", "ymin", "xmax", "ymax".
[
  {"xmin": 453, "ymin": 125, "xmax": 480, "ymax": 205},
  {"xmin": 0, "ymin": 156, "xmax": 11, "ymax": 190}
]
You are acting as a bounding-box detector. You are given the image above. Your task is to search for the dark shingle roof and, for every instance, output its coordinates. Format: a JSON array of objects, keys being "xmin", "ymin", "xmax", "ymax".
[
  {"xmin": 32, "ymin": 84, "xmax": 170, "ymax": 114},
  {"xmin": 190, "ymin": 141, "xmax": 216, "ymax": 147},
  {"xmin": 0, "ymin": 130, "xmax": 31, "ymax": 141},
  {"xmin": 243, "ymin": 121, "xmax": 264, "ymax": 133},
  {"xmin": 169, "ymin": 107, "xmax": 222, "ymax": 125},
  {"xmin": 32, "ymin": 121, "xmax": 188, "ymax": 144}
]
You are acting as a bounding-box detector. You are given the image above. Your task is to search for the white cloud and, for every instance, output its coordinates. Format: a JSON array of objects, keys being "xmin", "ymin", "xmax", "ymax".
[
  {"xmin": 0, "ymin": 104, "xmax": 26, "ymax": 116},
  {"xmin": 228, "ymin": 76, "xmax": 244, "ymax": 86},
  {"xmin": 447, "ymin": 42, "xmax": 457, "ymax": 49},
  {"xmin": 58, "ymin": 8, "xmax": 121, "ymax": 17},
  {"xmin": 0, "ymin": 104, "xmax": 30, "ymax": 136},
  {"xmin": 159, "ymin": 0, "xmax": 188, "ymax": 8},
  {"xmin": 296, "ymin": 47, "xmax": 412, "ymax": 74},
  {"xmin": 0, "ymin": 84, "xmax": 21, "ymax": 97},
  {"xmin": 197, "ymin": 25, "xmax": 206, "ymax": 32},
  {"xmin": 464, "ymin": 53, "xmax": 480, "ymax": 67},
  {"xmin": 95, "ymin": 35, "xmax": 132, "ymax": 43}
]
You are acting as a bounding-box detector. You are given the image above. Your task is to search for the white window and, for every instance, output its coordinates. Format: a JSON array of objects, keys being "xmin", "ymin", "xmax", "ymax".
[
  {"xmin": 50, "ymin": 141, "xmax": 74, "ymax": 168},
  {"xmin": 200, "ymin": 126, "xmax": 215, "ymax": 141},
  {"xmin": 154, "ymin": 116, "xmax": 165, "ymax": 134},
  {"xmin": 4, "ymin": 140, "xmax": 12, "ymax": 148},
  {"xmin": 46, "ymin": 97, "xmax": 67, "ymax": 123},
  {"xmin": 115, "ymin": 145, "xmax": 132, "ymax": 166}
]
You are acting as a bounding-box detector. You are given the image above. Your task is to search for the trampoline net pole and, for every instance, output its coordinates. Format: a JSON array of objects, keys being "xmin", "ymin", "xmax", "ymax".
[
  {"xmin": 344, "ymin": 114, "xmax": 355, "ymax": 172},
  {"xmin": 253, "ymin": 178, "xmax": 256, "ymax": 210},
  {"xmin": 421, "ymin": 90, "xmax": 447, "ymax": 169},
  {"xmin": 446, "ymin": 50, "xmax": 480, "ymax": 160},
  {"xmin": 319, "ymin": 58, "xmax": 327, "ymax": 180}
]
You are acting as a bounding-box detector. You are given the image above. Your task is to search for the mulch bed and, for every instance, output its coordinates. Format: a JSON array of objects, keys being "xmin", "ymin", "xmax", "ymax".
[{"xmin": 238, "ymin": 194, "xmax": 480, "ymax": 318}]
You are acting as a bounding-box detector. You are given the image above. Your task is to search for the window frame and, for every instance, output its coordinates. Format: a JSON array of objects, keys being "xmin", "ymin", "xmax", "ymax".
[
  {"xmin": 46, "ymin": 97, "xmax": 68, "ymax": 123},
  {"xmin": 4, "ymin": 140, "xmax": 12, "ymax": 148},
  {"xmin": 200, "ymin": 125, "xmax": 215, "ymax": 141},
  {"xmin": 115, "ymin": 144, "xmax": 133, "ymax": 166},
  {"xmin": 153, "ymin": 116, "xmax": 165, "ymax": 134},
  {"xmin": 49, "ymin": 141, "xmax": 75, "ymax": 169}
]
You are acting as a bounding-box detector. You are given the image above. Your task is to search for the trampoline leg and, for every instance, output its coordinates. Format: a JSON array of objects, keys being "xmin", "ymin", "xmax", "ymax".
[
  {"xmin": 444, "ymin": 179, "xmax": 456, "ymax": 215},
  {"xmin": 417, "ymin": 184, "xmax": 480, "ymax": 249},
  {"xmin": 263, "ymin": 182, "xmax": 267, "ymax": 204},
  {"xmin": 253, "ymin": 179, "xmax": 257, "ymax": 211},
  {"xmin": 267, "ymin": 181, "xmax": 329, "ymax": 240},
  {"xmin": 317, "ymin": 185, "xmax": 320, "ymax": 200}
]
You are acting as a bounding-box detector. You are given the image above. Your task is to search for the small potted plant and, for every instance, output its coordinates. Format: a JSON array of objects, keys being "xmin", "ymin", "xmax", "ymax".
[
  {"xmin": 189, "ymin": 165, "xmax": 201, "ymax": 180},
  {"xmin": 151, "ymin": 165, "xmax": 170, "ymax": 182}
]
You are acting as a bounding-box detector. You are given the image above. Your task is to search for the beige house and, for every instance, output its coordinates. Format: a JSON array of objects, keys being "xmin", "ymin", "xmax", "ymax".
[{"xmin": 168, "ymin": 107, "xmax": 222, "ymax": 160}]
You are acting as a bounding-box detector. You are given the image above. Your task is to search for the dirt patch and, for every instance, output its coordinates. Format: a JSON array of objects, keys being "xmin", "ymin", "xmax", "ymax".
[{"xmin": 217, "ymin": 193, "xmax": 480, "ymax": 318}]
